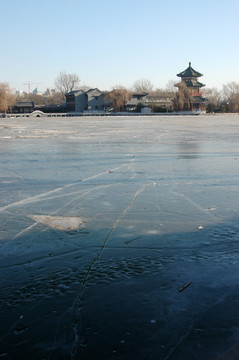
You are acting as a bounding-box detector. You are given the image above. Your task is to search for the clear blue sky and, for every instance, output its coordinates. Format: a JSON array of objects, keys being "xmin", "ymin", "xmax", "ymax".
[{"xmin": 1, "ymin": 0, "xmax": 238, "ymax": 92}]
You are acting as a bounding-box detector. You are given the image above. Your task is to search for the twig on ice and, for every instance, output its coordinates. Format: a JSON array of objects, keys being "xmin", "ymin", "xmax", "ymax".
[{"xmin": 179, "ymin": 282, "xmax": 191, "ymax": 292}]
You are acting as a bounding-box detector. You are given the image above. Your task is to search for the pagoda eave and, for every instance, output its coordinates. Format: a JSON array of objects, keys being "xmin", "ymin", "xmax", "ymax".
[{"xmin": 192, "ymin": 96, "xmax": 207, "ymax": 103}]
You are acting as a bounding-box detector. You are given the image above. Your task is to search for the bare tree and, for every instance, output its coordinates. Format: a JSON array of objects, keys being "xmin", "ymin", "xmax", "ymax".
[
  {"xmin": 165, "ymin": 79, "xmax": 178, "ymax": 93},
  {"xmin": 0, "ymin": 83, "xmax": 15, "ymax": 114},
  {"xmin": 151, "ymin": 88, "xmax": 164, "ymax": 95},
  {"xmin": 173, "ymin": 82, "xmax": 193, "ymax": 111},
  {"xmin": 55, "ymin": 72, "xmax": 81, "ymax": 94},
  {"xmin": 46, "ymin": 91, "xmax": 66, "ymax": 105},
  {"xmin": 223, "ymin": 82, "xmax": 239, "ymax": 112},
  {"xmin": 203, "ymin": 87, "xmax": 222, "ymax": 112},
  {"xmin": 26, "ymin": 91, "xmax": 64, "ymax": 106},
  {"xmin": 132, "ymin": 79, "xmax": 153, "ymax": 93},
  {"xmin": 106, "ymin": 86, "xmax": 132, "ymax": 112}
]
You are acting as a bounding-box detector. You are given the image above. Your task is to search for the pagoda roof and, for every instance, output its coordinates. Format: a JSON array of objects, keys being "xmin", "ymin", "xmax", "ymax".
[
  {"xmin": 175, "ymin": 79, "xmax": 205, "ymax": 88},
  {"xmin": 177, "ymin": 62, "xmax": 203, "ymax": 78}
]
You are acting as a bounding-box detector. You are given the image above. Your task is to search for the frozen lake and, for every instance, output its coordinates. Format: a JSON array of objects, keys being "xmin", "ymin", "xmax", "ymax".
[{"xmin": 1, "ymin": 114, "xmax": 239, "ymax": 359}]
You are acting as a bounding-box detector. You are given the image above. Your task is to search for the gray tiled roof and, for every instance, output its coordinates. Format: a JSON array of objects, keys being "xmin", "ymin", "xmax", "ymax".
[
  {"xmin": 65, "ymin": 90, "xmax": 84, "ymax": 96},
  {"xmin": 16, "ymin": 102, "xmax": 34, "ymax": 107}
]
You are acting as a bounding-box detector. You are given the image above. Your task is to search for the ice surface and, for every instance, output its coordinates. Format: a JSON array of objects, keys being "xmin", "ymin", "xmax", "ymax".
[{"xmin": 1, "ymin": 115, "xmax": 239, "ymax": 359}]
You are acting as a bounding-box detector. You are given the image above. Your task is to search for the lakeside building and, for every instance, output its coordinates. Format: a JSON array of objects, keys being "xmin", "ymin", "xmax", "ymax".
[
  {"xmin": 175, "ymin": 62, "xmax": 207, "ymax": 112},
  {"xmin": 66, "ymin": 88, "xmax": 174, "ymax": 114},
  {"xmin": 125, "ymin": 92, "xmax": 149, "ymax": 111},
  {"xmin": 125, "ymin": 92, "xmax": 173, "ymax": 112},
  {"xmin": 65, "ymin": 88, "xmax": 108, "ymax": 113},
  {"xmin": 12, "ymin": 101, "xmax": 34, "ymax": 113}
]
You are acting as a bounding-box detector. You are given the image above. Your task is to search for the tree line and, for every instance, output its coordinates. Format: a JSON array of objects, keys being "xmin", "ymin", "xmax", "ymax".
[{"xmin": 1, "ymin": 72, "xmax": 239, "ymax": 113}]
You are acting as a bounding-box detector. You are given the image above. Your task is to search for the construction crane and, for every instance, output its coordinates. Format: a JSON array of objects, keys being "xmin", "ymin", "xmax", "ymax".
[{"xmin": 23, "ymin": 81, "xmax": 42, "ymax": 93}]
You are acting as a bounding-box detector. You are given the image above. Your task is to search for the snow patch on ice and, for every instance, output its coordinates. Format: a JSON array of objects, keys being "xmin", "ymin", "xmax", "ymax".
[{"xmin": 28, "ymin": 215, "xmax": 85, "ymax": 231}]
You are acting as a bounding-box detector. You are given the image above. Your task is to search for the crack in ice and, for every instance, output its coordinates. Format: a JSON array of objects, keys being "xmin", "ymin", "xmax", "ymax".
[
  {"xmin": 0, "ymin": 164, "xmax": 128, "ymax": 213},
  {"xmin": 69, "ymin": 182, "xmax": 152, "ymax": 359}
]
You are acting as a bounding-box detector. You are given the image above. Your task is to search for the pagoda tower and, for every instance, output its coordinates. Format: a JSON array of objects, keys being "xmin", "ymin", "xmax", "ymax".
[{"xmin": 175, "ymin": 62, "xmax": 206, "ymax": 112}]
